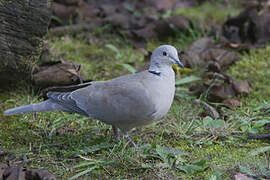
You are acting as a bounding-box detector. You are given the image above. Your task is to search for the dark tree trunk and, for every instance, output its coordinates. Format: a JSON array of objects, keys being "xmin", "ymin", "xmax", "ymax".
[{"xmin": 0, "ymin": 0, "xmax": 51, "ymax": 86}]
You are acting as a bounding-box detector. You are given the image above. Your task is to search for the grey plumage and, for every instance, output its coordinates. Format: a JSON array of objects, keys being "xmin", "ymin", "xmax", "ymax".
[
  {"xmin": 3, "ymin": 45, "xmax": 184, "ymax": 144},
  {"xmin": 4, "ymin": 100, "xmax": 67, "ymax": 115}
]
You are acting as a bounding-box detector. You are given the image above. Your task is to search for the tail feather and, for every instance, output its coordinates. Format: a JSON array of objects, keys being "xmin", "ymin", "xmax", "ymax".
[{"xmin": 3, "ymin": 100, "xmax": 67, "ymax": 116}]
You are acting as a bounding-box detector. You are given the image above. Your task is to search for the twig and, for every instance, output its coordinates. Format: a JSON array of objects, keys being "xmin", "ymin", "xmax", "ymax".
[
  {"xmin": 247, "ymin": 133, "xmax": 270, "ymax": 140},
  {"xmin": 49, "ymin": 23, "xmax": 99, "ymax": 36},
  {"xmin": 101, "ymin": 166, "xmax": 112, "ymax": 176},
  {"xmin": 194, "ymin": 99, "xmax": 220, "ymax": 119},
  {"xmin": 210, "ymin": 136, "xmax": 219, "ymax": 142},
  {"xmin": 78, "ymin": 155, "xmax": 94, "ymax": 161}
]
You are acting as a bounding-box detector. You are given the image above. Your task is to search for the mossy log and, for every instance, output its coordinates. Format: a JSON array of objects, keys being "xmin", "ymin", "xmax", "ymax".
[{"xmin": 0, "ymin": 0, "xmax": 51, "ymax": 86}]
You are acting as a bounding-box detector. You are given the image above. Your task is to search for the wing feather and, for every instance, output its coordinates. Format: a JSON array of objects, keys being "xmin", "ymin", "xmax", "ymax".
[{"xmin": 47, "ymin": 92, "xmax": 88, "ymax": 116}]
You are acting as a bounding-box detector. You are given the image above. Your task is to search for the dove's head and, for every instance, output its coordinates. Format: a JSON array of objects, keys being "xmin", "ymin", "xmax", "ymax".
[{"xmin": 149, "ymin": 45, "xmax": 184, "ymax": 75}]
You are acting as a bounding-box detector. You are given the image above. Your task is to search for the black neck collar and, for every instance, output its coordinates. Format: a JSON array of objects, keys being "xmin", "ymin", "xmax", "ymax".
[{"xmin": 148, "ymin": 70, "xmax": 161, "ymax": 76}]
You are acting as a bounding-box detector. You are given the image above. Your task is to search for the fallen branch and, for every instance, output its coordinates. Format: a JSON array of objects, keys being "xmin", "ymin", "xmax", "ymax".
[
  {"xmin": 49, "ymin": 23, "xmax": 99, "ymax": 36},
  {"xmin": 247, "ymin": 133, "xmax": 270, "ymax": 140}
]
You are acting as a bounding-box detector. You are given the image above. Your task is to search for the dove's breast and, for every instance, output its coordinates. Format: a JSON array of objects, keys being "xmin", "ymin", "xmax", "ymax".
[{"xmin": 147, "ymin": 69, "xmax": 175, "ymax": 121}]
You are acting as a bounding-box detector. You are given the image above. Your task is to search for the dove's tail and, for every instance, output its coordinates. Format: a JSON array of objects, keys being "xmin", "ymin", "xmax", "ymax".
[{"xmin": 3, "ymin": 100, "xmax": 67, "ymax": 116}]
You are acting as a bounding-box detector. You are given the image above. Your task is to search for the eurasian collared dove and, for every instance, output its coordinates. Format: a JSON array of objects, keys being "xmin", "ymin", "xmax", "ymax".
[{"xmin": 3, "ymin": 45, "xmax": 184, "ymax": 146}]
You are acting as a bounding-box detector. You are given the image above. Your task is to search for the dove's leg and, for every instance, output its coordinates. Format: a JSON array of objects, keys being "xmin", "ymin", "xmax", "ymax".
[
  {"xmin": 124, "ymin": 134, "xmax": 137, "ymax": 147},
  {"xmin": 112, "ymin": 125, "xmax": 120, "ymax": 141}
]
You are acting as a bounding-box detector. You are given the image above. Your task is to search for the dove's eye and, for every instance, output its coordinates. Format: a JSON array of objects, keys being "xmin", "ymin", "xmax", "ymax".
[{"xmin": 163, "ymin": 51, "xmax": 167, "ymax": 56}]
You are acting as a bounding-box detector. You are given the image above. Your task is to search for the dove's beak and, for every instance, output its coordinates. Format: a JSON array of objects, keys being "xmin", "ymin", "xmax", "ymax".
[{"xmin": 172, "ymin": 57, "xmax": 184, "ymax": 68}]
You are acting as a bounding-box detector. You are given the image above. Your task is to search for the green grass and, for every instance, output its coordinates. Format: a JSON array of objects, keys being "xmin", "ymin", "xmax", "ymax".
[
  {"xmin": 229, "ymin": 46, "xmax": 270, "ymax": 98},
  {"xmin": 1, "ymin": 89, "xmax": 268, "ymax": 179},
  {"xmin": 146, "ymin": 27, "xmax": 203, "ymax": 51},
  {"xmin": 48, "ymin": 35, "xmax": 145, "ymax": 81},
  {"xmin": 173, "ymin": 2, "xmax": 240, "ymax": 26}
]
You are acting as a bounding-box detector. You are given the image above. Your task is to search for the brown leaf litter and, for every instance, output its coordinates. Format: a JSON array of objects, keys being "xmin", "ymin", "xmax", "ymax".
[
  {"xmin": 222, "ymin": 3, "xmax": 270, "ymax": 47},
  {"xmin": 181, "ymin": 38, "xmax": 240, "ymax": 72},
  {"xmin": 189, "ymin": 72, "xmax": 252, "ymax": 106},
  {"xmin": 49, "ymin": 0, "xmax": 202, "ymax": 47},
  {"xmin": 0, "ymin": 149, "xmax": 57, "ymax": 180}
]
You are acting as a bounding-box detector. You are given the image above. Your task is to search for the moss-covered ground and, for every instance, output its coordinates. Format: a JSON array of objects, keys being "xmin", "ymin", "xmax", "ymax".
[{"xmin": 1, "ymin": 2, "xmax": 270, "ymax": 179}]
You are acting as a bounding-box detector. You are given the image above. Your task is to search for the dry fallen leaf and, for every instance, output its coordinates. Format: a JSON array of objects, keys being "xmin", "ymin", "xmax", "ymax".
[
  {"xmin": 32, "ymin": 60, "xmax": 85, "ymax": 88},
  {"xmin": 222, "ymin": 98, "xmax": 242, "ymax": 108},
  {"xmin": 232, "ymin": 80, "xmax": 252, "ymax": 96}
]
